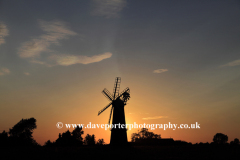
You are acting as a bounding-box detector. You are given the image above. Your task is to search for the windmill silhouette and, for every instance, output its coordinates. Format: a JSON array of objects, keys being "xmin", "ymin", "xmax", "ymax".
[{"xmin": 98, "ymin": 77, "xmax": 130, "ymax": 145}]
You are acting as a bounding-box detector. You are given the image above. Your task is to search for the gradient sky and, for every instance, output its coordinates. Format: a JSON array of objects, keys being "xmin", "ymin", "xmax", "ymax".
[{"xmin": 0, "ymin": 0, "xmax": 240, "ymax": 145}]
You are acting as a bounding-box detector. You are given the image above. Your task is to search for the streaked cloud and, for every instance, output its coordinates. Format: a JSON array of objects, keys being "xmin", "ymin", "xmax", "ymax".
[
  {"xmin": 221, "ymin": 59, "xmax": 240, "ymax": 67},
  {"xmin": 0, "ymin": 22, "xmax": 9, "ymax": 45},
  {"xmin": 18, "ymin": 20, "xmax": 112, "ymax": 67},
  {"xmin": 91, "ymin": 0, "xmax": 126, "ymax": 18},
  {"xmin": 139, "ymin": 112, "xmax": 149, "ymax": 114},
  {"xmin": 24, "ymin": 72, "xmax": 30, "ymax": 76},
  {"xmin": 50, "ymin": 52, "xmax": 112, "ymax": 66},
  {"xmin": 29, "ymin": 60, "xmax": 46, "ymax": 65},
  {"xmin": 0, "ymin": 68, "xmax": 10, "ymax": 76},
  {"xmin": 18, "ymin": 20, "xmax": 77, "ymax": 58},
  {"xmin": 153, "ymin": 69, "xmax": 168, "ymax": 73},
  {"xmin": 142, "ymin": 116, "xmax": 168, "ymax": 120}
]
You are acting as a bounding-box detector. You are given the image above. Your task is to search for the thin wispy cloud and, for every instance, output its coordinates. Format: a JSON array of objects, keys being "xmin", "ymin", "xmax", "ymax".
[
  {"xmin": 0, "ymin": 68, "xmax": 10, "ymax": 76},
  {"xmin": 18, "ymin": 20, "xmax": 77, "ymax": 58},
  {"xmin": 0, "ymin": 22, "xmax": 9, "ymax": 45},
  {"xmin": 51, "ymin": 52, "xmax": 112, "ymax": 66},
  {"xmin": 18, "ymin": 20, "xmax": 112, "ymax": 66},
  {"xmin": 221, "ymin": 59, "xmax": 240, "ymax": 67},
  {"xmin": 139, "ymin": 112, "xmax": 149, "ymax": 114},
  {"xmin": 153, "ymin": 69, "xmax": 168, "ymax": 73},
  {"xmin": 142, "ymin": 116, "xmax": 168, "ymax": 120},
  {"xmin": 91, "ymin": 0, "xmax": 126, "ymax": 18}
]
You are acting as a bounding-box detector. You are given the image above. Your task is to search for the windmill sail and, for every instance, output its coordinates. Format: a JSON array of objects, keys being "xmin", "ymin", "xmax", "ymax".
[
  {"xmin": 102, "ymin": 88, "xmax": 113, "ymax": 101},
  {"xmin": 98, "ymin": 102, "xmax": 112, "ymax": 116}
]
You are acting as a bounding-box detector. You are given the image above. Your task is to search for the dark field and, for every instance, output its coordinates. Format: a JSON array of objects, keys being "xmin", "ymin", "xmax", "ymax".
[{"xmin": 2, "ymin": 144, "xmax": 240, "ymax": 160}]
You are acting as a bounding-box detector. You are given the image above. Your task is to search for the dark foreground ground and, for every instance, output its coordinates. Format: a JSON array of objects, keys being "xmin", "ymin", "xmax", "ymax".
[{"xmin": 1, "ymin": 144, "xmax": 240, "ymax": 160}]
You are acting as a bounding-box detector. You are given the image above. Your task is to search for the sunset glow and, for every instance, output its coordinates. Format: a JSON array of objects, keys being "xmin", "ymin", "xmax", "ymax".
[{"xmin": 0, "ymin": 0, "xmax": 240, "ymax": 146}]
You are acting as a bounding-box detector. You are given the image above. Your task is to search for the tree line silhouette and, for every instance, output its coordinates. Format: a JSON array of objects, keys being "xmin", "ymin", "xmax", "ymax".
[
  {"xmin": 0, "ymin": 117, "xmax": 239, "ymax": 147},
  {"xmin": 44, "ymin": 126, "xmax": 105, "ymax": 147},
  {"xmin": 0, "ymin": 117, "xmax": 105, "ymax": 147}
]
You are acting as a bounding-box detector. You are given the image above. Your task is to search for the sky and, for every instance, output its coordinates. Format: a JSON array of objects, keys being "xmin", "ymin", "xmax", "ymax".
[{"xmin": 0, "ymin": 0, "xmax": 240, "ymax": 145}]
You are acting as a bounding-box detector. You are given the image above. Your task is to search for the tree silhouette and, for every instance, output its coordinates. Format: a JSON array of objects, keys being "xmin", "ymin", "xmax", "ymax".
[
  {"xmin": 230, "ymin": 138, "xmax": 239, "ymax": 145},
  {"xmin": 213, "ymin": 133, "xmax": 228, "ymax": 144},
  {"xmin": 9, "ymin": 118, "xmax": 36, "ymax": 137},
  {"xmin": 72, "ymin": 126, "xmax": 84, "ymax": 143},
  {"xmin": 0, "ymin": 130, "xmax": 8, "ymax": 146},
  {"xmin": 44, "ymin": 140, "xmax": 53, "ymax": 147},
  {"xmin": 50, "ymin": 126, "xmax": 84, "ymax": 147},
  {"xmin": 233, "ymin": 138, "xmax": 239, "ymax": 144},
  {"xmin": 57, "ymin": 130, "xmax": 72, "ymax": 146},
  {"xmin": 96, "ymin": 138, "xmax": 105, "ymax": 145},
  {"xmin": 84, "ymin": 134, "xmax": 96, "ymax": 145},
  {"xmin": 54, "ymin": 128, "xmax": 84, "ymax": 146},
  {"xmin": 131, "ymin": 128, "xmax": 161, "ymax": 144},
  {"xmin": 8, "ymin": 117, "xmax": 38, "ymax": 146}
]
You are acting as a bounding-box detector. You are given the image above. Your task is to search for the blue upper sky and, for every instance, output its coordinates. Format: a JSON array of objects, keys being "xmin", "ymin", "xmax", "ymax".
[{"xmin": 0, "ymin": 0, "xmax": 239, "ymax": 70}]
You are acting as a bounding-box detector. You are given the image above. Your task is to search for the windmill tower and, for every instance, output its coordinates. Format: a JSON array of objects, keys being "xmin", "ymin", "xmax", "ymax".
[{"xmin": 98, "ymin": 77, "xmax": 130, "ymax": 145}]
